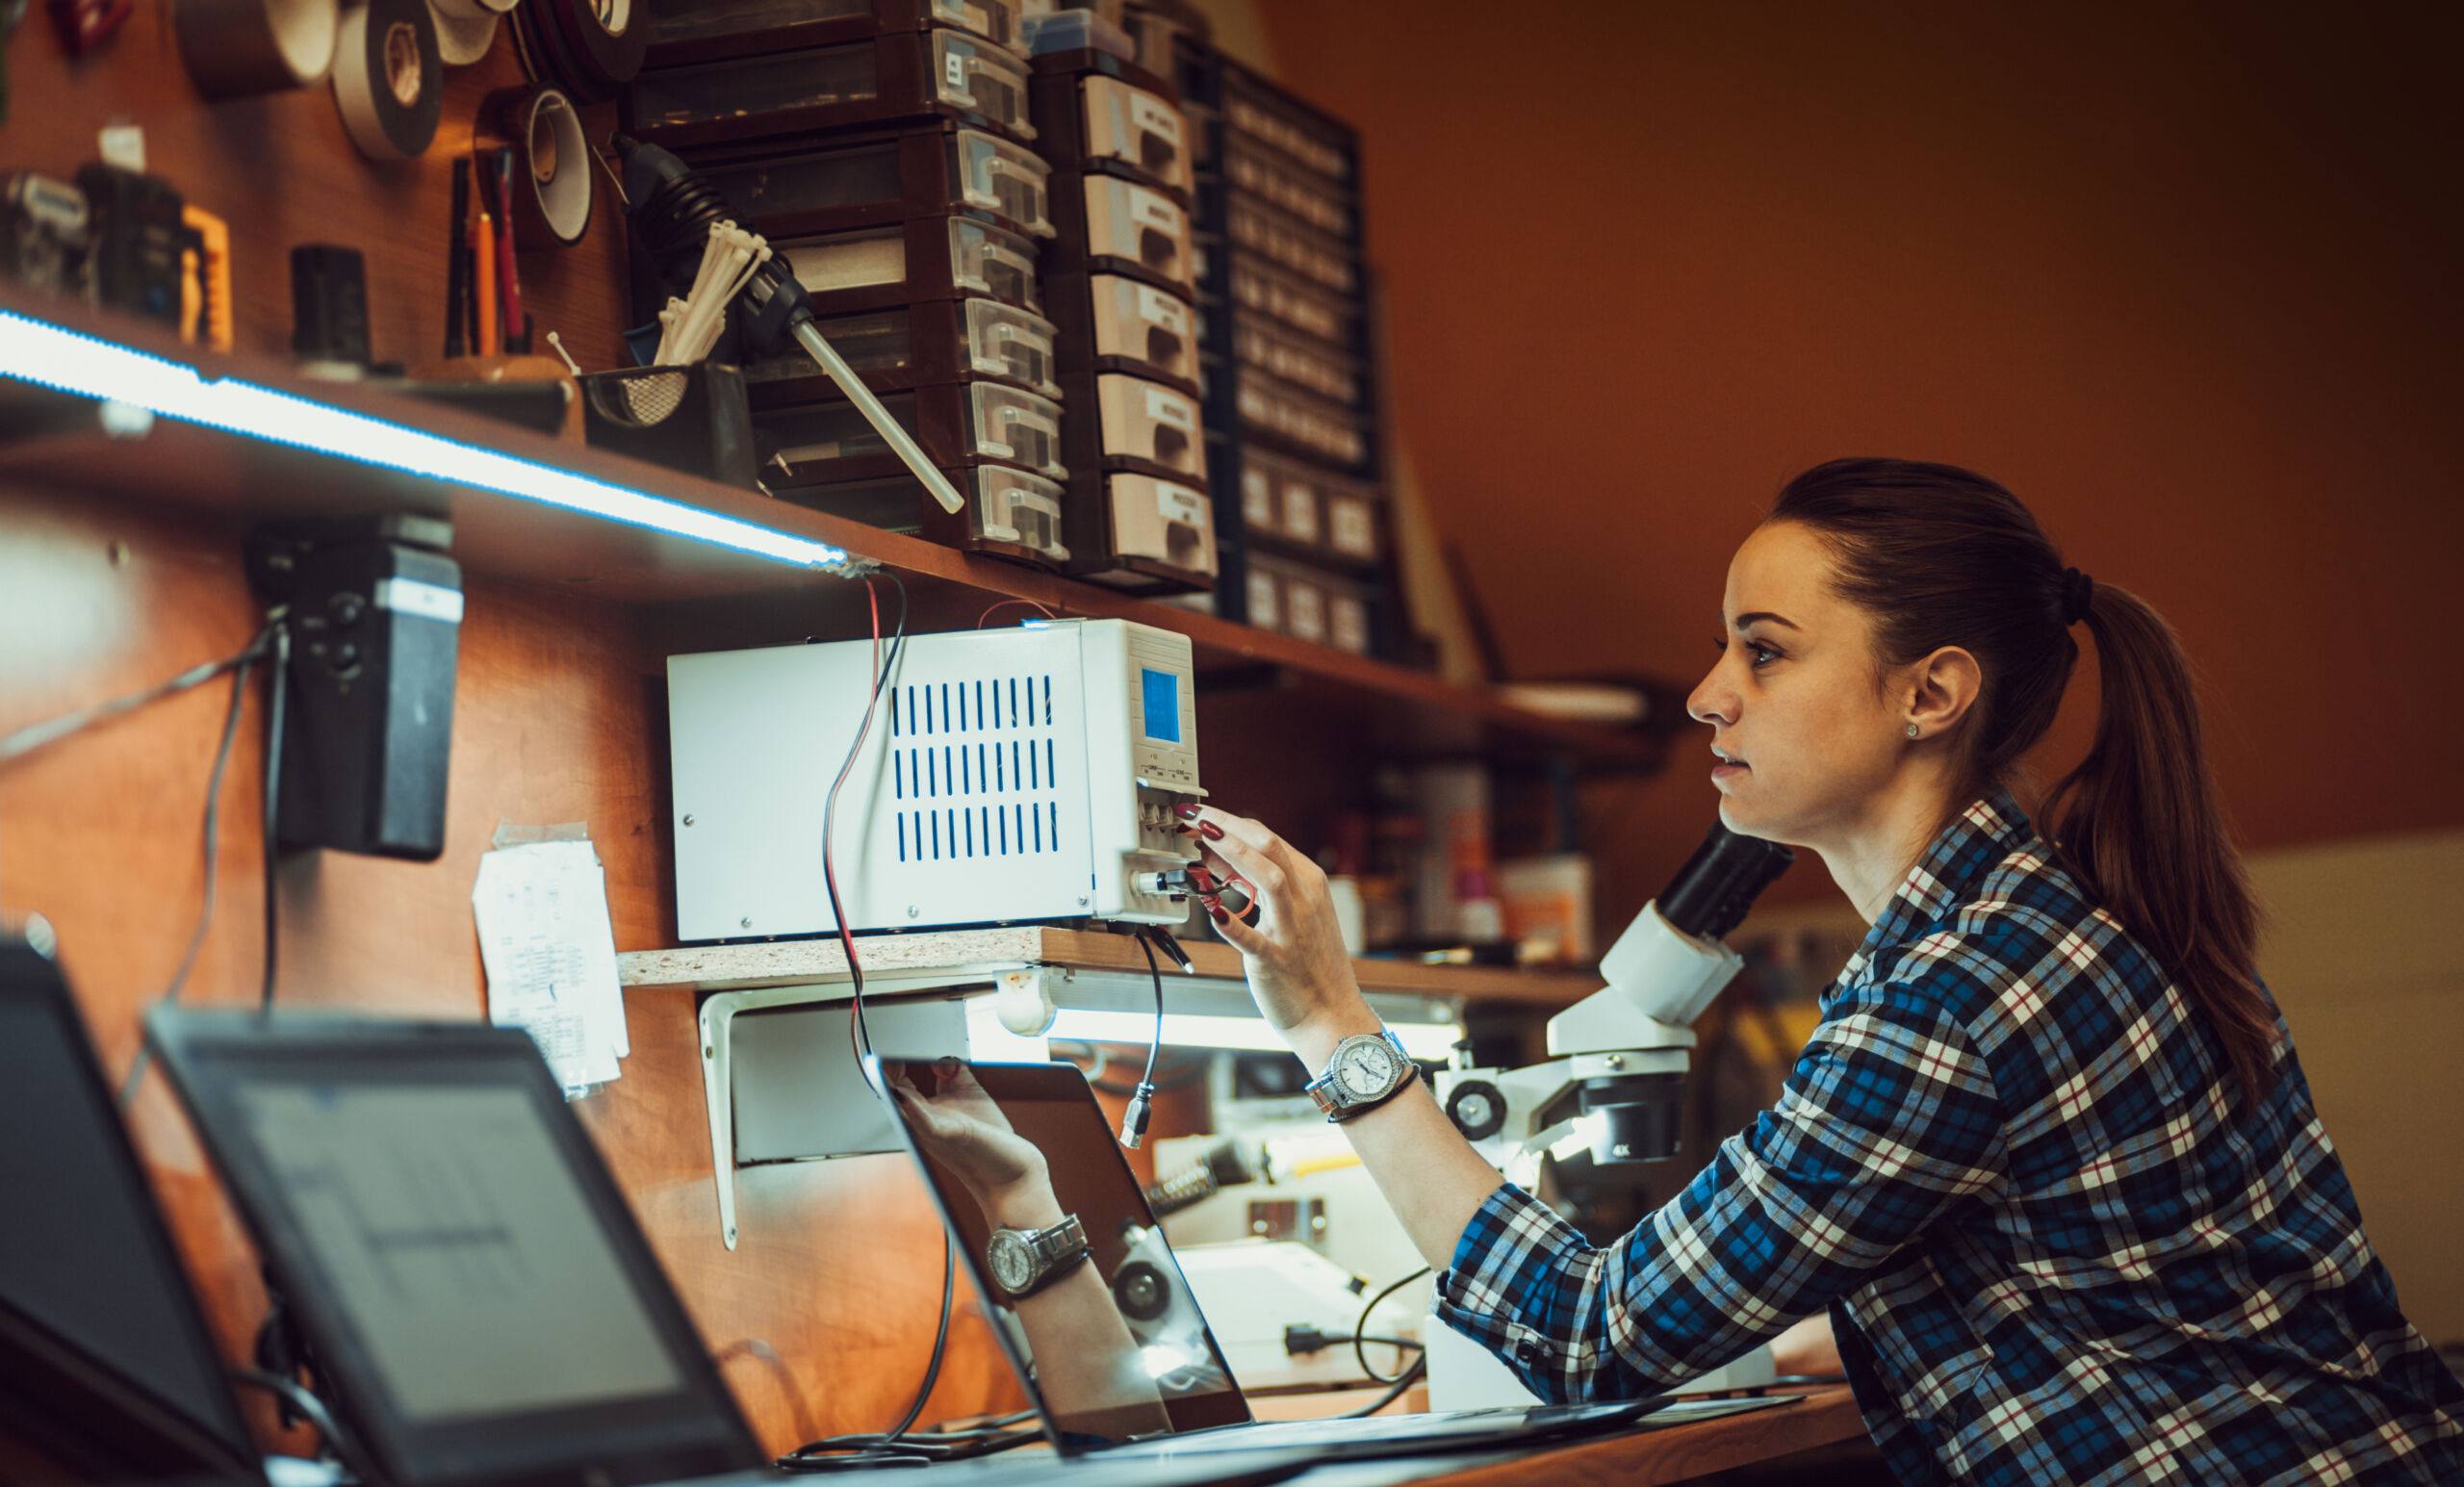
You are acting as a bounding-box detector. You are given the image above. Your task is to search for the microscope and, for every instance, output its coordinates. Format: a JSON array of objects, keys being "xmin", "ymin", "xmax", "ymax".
[
  {"xmin": 1424, "ymin": 822, "xmax": 1795, "ymax": 1406},
  {"xmin": 1434, "ymin": 823, "xmax": 1793, "ymax": 1177}
]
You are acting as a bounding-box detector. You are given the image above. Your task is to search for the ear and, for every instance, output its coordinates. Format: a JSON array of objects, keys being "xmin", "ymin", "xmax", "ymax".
[{"xmin": 1906, "ymin": 646, "xmax": 1983, "ymax": 738}]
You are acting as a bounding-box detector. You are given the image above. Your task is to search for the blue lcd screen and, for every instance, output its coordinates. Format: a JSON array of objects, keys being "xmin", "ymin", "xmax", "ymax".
[{"xmin": 1141, "ymin": 668, "xmax": 1181, "ymax": 743}]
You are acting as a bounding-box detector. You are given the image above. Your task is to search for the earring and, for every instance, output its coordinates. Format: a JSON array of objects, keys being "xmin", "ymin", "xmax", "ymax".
[{"xmin": 1905, "ymin": 723, "xmax": 1920, "ymax": 738}]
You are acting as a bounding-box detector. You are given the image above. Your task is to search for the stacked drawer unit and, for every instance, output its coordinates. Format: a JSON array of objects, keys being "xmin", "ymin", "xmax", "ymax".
[
  {"xmin": 1025, "ymin": 47, "xmax": 1217, "ymax": 595},
  {"xmin": 1172, "ymin": 50, "xmax": 1404, "ymax": 659},
  {"xmin": 625, "ymin": 0, "xmax": 1073, "ymax": 568}
]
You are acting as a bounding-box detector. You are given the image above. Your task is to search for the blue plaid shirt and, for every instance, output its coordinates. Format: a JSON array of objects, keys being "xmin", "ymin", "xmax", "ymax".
[{"xmin": 1434, "ymin": 791, "xmax": 2463, "ymax": 1485}]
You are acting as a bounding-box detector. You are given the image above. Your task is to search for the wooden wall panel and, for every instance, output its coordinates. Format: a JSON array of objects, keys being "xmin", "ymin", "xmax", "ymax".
[
  {"xmin": 4, "ymin": 6, "xmax": 636, "ymax": 373},
  {"xmin": 0, "ymin": 484, "xmax": 1020, "ymax": 1458}
]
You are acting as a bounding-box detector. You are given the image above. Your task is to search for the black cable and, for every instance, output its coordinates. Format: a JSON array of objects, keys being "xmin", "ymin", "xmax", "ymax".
[
  {"xmin": 118, "ymin": 638, "xmax": 262, "ymax": 1108},
  {"xmin": 881, "ymin": 1229, "xmax": 953, "ymax": 1442},
  {"xmin": 1340, "ymin": 1354, "xmax": 1426, "ymax": 1420},
  {"xmin": 1116, "ymin": 934, "xmax": 1165, "ymax": 1147},
  {"xmin": 258, "ymin": 621, "xmax": 289, "ymax": 1014},
  {"xmin": 230, "ymin": 1367, "xmax": 372, "ymax": 1483},
  {"xmin": 820, "ymin": 570, "xmax": 906, "ymax": 1079},
  {"xmin": 0, "ymin": 627, "xmax": 271, "ymax": 762},
  {"xmin": 1354, "ymin": 1265, "xmax": 1431, "ymax": 1385},
  {"xmin": 774, "ymin": 1236, "xmax": 955, "ymax": 1471}
]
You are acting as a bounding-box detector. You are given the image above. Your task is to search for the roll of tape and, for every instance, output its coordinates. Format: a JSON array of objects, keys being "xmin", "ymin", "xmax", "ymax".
[
  {"xmin": 510, "ymin": 0, "xmax": 642, "ymax": 105},
  {"xmin": 478, "ymin": 85, "xmax": 592, "ymax": 247},
  {"xmin": 425, "ymin": 0, "xmax": 496, "ymax": 64},
  {"xmin": 175, "ymin": 0, "xmax": 339, "ymax": 99},
  {"xmin": 333, "ymin": 0, "xmax": 443, "ymax": 159}
]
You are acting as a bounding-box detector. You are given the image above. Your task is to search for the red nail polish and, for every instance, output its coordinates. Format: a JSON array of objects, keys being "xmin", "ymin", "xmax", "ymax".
[
  {"xmin": 1176, "ymin": 804, "xmax": 1203, "ymax": 820},
  {"xmin": 1200, "ymin": 821, "xmax": 1225, "ymax": 840},
  {"xmin": 1208, "ymin": 905, "xmax": 1228, "ymax": 924}
]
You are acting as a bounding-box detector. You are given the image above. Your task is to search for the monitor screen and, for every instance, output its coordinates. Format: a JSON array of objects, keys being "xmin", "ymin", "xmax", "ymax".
[
  {"xmin": 882, "ymin": 1059, "xmax": 1247, "ymax": 1445},
  {"xmin": 147, "ymin": 1016, "xmax": 760, "ymax": 1487},
  {"xmin": 228, "ymin": 1081, "xmax": 683, "ymax": 1423},
  {"xmin": 0, "ymin": 947, "xmax": 260, "ymax": 1482}
]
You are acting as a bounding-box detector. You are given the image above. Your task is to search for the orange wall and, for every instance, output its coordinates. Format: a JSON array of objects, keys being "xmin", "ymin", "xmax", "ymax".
[{"xmin": 1256, "ymin": 2, "xmax": 2464, "ymax": 910}]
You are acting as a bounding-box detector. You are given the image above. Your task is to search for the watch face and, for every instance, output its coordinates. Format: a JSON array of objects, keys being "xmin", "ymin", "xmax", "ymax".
[
  {"xmin": 1335, "ymin": 1038, "xmax": 1399, "ymax": 1099},
  {"xmin": 988, "ymin": 1230, "xmax": 1037, "ymax": 1294}
]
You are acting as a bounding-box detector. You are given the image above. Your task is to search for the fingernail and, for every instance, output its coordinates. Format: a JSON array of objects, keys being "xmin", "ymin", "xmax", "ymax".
[
  {"xmin": 1176, "ymin": 804, "xmax": 1203, "ymax": 820},
  {"xmin": 1200, "ymin": 821, "xmax": 1225, "ymax": 840},
  {"xmin": 1208, "ymin": 906, "xmax": 1228, "ymax": 924}
]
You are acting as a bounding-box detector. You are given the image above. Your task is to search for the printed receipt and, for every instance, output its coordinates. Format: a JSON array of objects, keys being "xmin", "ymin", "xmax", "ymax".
[{"xmin": 472, "ymin": 836, "xmax": 629, "ymax": 1094}]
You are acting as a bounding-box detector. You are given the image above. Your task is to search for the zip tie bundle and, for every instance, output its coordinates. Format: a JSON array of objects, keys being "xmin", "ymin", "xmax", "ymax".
[{"xmin": 654, "ymin": 219, "xmax": 773, "ymax": 367}]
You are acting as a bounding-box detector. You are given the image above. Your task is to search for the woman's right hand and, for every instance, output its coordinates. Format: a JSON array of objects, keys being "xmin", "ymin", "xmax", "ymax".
[
  {"xmin": 1181, "ymin": 807, "xmax": 1374, "ymax": 1051},
  {"xmin": 888, "ymin": 1059, "xmax": 1050, "ymax": 1214}
]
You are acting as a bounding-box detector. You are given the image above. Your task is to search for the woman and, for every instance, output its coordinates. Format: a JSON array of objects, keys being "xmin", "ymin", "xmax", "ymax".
[{"xmin": 1184, "ymin": 459, "xmax": 2461, "ymax": 1485}]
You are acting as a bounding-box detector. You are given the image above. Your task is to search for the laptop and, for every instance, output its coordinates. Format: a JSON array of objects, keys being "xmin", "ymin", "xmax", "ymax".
[
  {"xmin": 0, "ymin": 943, "xmax": 266, "ymax": 1487},
  {"xmin": 878, "ymin": 1058, "xmax": 1786, "ymax": 1464},
  {"xmin": 142, "ymin": 1012, "xmax": 1348, "ymax": 1487}
]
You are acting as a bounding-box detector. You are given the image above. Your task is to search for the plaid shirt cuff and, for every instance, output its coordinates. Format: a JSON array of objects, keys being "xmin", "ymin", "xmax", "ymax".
[{"xmin": 1433, "ymin": 1181, "xmax": 1625, "ymax": 1402}]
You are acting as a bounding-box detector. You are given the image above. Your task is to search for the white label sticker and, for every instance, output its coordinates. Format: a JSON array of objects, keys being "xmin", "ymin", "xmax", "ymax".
[
  {"xmin": 1144, "ymin": 386, "xmax": 1194, "ymax": 429},
  {"xmin": 944, "ymin": 48, "xmax": 972, "ymax": 97},
  {"xmin": 1331, "ymin": 596, "xmax": 1369, "ymax": 654},
  {"xmin": 1134, "ymin": 284, "xmax": 1187, "ymax": 334},
  {"xmin": 1154, "ymin": 481, "xmax": 1207, "ymax": 526},
  {"xmin": 1242, "ymin": 469, "xmax": 1274, "ymax": 525},
  {"xmin": 1286, "ymin": 582, "xmax": 1326, "ymax": 643},
  {"xmin": 1129, "ymin": 92, "xmax": 1183, "ymax": 148},
  {"xmin": 1329, "ymin": 497, "xmax": 1376, "ymax": 556},
  {"xmin": 1282, "ymin": 482, "xmax": 1319, "ymax": 542},
  {"xmin": 373, "ymin": 577, "xmax": 466, "ymax": 625},
  {"xmin": 1246, "ymin": 571, "xmax": 1279, "ymax": 630},
  {"xmin": 1128, "ymin": 184, "xmax": 1182, "ymax": 233}
]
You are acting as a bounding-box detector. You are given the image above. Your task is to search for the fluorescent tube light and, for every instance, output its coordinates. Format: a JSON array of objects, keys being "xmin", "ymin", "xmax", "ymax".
[
  {"xmin": 1044, "ymin": 1008, "xmax": 1464, "ymax": 1062},
  {"xmin": 0, "ymin": 310, "xmax": 847, "ymax": 569}
]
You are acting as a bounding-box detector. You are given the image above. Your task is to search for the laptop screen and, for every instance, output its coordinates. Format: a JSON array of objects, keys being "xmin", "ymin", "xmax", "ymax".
[
  {"xmin": 147, "ymin": 1014, "xmax": 762, "ymax": 1487},
  {"xmin": 881, "ymin": 1058, "xmax": 1250, "ymax": 1446},
  {"xmin": 0, "ymin": 946, "xmax": 263, "ymax": 1484}
]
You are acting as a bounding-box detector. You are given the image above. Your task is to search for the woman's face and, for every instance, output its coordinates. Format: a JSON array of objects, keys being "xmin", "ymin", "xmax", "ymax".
[{"xmin": 1685, "ymin": 522, "xmax": 1910, "ymax": 848}]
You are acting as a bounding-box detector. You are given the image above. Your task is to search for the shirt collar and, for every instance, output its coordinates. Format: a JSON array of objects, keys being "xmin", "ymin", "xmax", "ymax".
[{"xmin": 1838, "ymin": 787, "xmax": 2039, "ymax": 986}]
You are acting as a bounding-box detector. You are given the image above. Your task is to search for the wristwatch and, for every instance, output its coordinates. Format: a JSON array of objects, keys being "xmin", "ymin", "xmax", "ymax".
[
  {"xmin": 985, "ymin": 1215, "xmax": 1090, "ymax": 1300},
  {"xmin": 1306, "ymin": 1028, "xmax": 1417, "ymax": 1122}
]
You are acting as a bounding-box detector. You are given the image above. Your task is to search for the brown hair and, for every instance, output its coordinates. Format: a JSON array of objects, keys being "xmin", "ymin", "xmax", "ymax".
[{"xmin": 1770, "ymin": 458, "xmax": 2275, "ymax": 1106}]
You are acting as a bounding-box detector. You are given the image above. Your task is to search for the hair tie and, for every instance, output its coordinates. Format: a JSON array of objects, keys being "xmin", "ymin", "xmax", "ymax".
[{"xmin": 2061, "ymin": 567, "xmax": 2095, "ymax": 626}]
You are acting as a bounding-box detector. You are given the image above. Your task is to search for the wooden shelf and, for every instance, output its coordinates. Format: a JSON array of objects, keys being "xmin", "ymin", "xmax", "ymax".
[
  {"xmin": 618, "ymin": 927, "xmax": 1605, "ymax": 1009},
  {"xmin": 0, "ymin": 288, "xmax": 1663, "ymax": 771}
]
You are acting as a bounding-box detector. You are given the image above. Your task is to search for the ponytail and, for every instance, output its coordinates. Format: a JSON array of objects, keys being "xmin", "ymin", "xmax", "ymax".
[
  {"xmin": 1770, "ymin": 459, "xmax": 2277, "ymax": 1108},
  {"xmin": 2042, "ymin": 584, "xmax": 2275, "ymax": 1107}
]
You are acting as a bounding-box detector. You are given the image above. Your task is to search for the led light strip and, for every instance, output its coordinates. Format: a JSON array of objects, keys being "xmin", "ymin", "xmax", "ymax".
[
  {"xmin": 0, "ymin": 310, "xmax": 847, "ymax": 569},
  {"xmin": 1043, "ymin": 1007, "xmax": 1464, "ymax": 1061}
]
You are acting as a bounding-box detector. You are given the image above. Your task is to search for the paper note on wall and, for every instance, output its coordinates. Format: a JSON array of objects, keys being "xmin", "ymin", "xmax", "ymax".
[{"xmin": 472, "ymin": 834, "xmax": 629, "ymax": 1095}]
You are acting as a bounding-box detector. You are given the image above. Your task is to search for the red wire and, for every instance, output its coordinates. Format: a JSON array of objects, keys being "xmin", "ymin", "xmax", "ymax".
[
  {"xmin": 976, "ymin": 598, "xmax": 1060, "ymax": 628},
  {"xmin": 826, "ymin": 577, "xmax": 888, "ymax": 1076}
]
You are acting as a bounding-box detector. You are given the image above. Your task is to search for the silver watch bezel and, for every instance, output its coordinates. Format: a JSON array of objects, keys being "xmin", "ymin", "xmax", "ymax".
[
  {"xmin": 986, "ymin": 1215, "xmax": 1087, "ymax": 1299},
  {"xmin": 1306, "ymin": 1028, "xmax": 1413, "ymax": 1119}
]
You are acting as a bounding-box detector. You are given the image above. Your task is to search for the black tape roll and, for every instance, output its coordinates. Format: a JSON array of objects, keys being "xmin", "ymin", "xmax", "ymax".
[
  {"xmin": 332, "ymin": 0, "xmax": 444, "ymax": 159},
  {"xmin": 513, "ymin": 0, "xmax": 643, "ymax": 105}
]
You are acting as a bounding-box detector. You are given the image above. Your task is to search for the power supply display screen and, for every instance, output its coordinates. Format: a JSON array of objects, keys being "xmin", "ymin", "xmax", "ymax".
[{"xmin": 1141, "ymin": 668, "xmax": 1182, "ymax": 743}]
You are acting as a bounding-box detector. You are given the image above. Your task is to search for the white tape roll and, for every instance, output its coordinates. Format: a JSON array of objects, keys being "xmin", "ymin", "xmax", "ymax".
[
  {"xmin": 332, "ymin": 0, "xmax": 444, "ymax": 159},
  {"xmin": 175, "ymin": 0, "xmax": 339, "ymax": 99},
  {"xmin": 425, "ymin": 0, "xmax": 498, "ymax": 64}
]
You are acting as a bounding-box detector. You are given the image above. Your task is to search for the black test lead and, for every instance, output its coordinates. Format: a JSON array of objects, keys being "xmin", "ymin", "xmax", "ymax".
[{"xmin": 445, "ymin": 157, "xmax": 470, "ymax": 359}]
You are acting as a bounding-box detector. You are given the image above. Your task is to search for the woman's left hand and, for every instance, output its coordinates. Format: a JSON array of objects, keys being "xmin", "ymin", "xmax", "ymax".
[{"xmin": 1181, "ymin": 806, "xmax": 1373, "ymax": 1050}]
